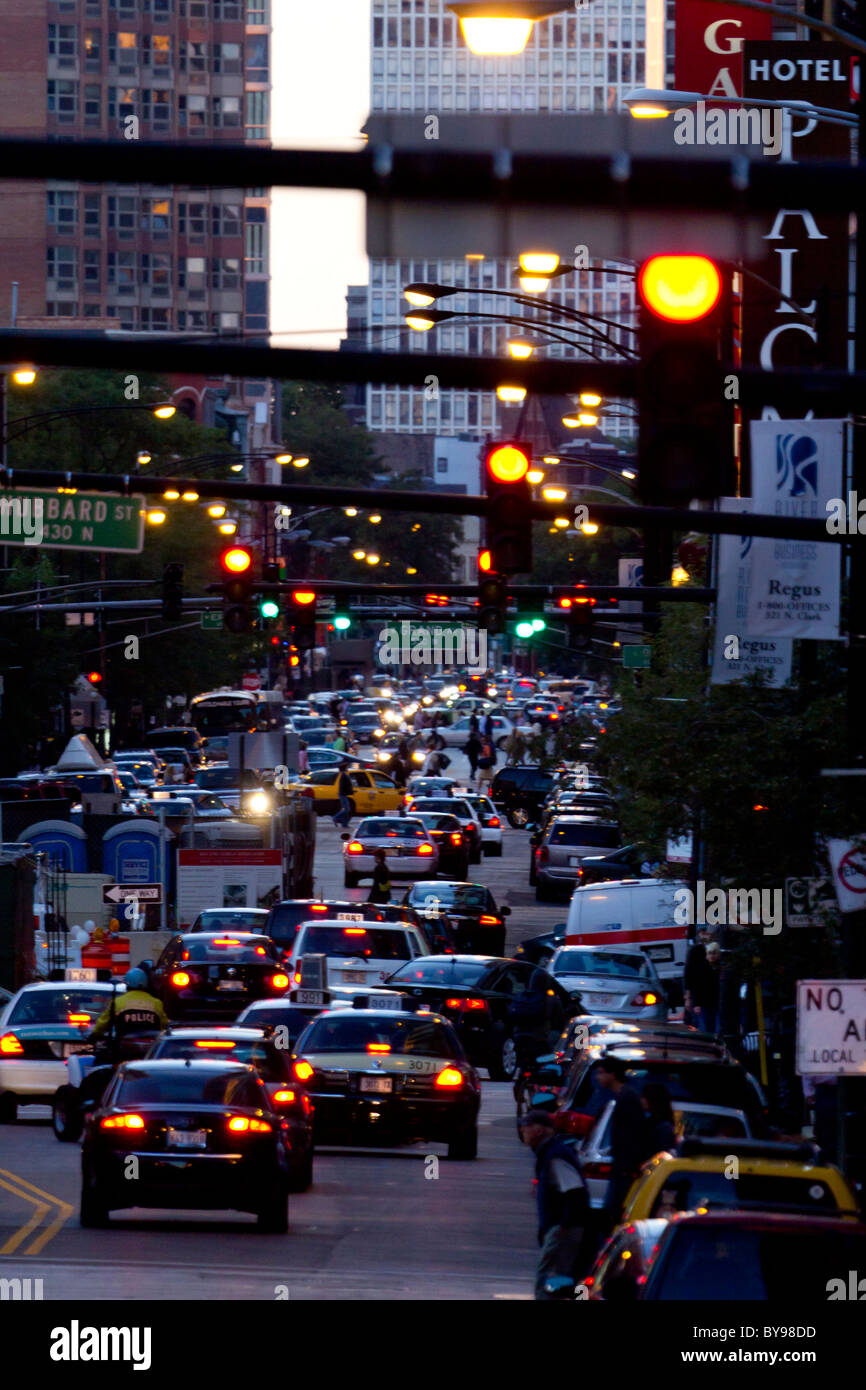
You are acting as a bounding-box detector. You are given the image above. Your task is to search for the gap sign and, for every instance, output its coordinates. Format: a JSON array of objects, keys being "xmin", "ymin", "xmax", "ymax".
[{"xmin": 0, "ymin": 490, "xmax": 145, "ymax": 553}]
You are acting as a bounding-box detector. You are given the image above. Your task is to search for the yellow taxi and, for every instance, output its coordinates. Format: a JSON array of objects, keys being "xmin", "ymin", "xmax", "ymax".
[
  {"xmin": 621, "ymin": 1137, "xmax": 859, "ymax": 1223},
  {"xmin": 287, "ymin": 765, "xmax": 403, "ymax": 816}
]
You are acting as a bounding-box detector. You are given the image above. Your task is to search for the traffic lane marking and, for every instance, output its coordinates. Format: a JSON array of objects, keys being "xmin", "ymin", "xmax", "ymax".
[{"xmin": 0, "ymin": 1166, "xmax": 75, "ymax": 1256}]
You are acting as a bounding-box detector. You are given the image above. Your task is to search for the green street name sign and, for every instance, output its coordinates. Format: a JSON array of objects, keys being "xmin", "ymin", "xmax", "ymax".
[
  {"xmin": 200, "ymin": 611, "xmax": 223, "ymax": 630},
  {"xmin": 622, "ymin": 644, "xmax": 652, "ymax": 669},
  {"xmin": 0, "ymin": 490, "xmax": 145, "ymax": 553}
]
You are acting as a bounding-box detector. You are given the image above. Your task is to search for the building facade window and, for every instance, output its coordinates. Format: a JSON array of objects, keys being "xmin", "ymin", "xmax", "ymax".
[
  {"xmin": 178, "ymin": 202, "xmax": 207, "ymax": 237},
  {"xmin": 83, "ymin": 250, "xmax": 101, "ymax": 292},
  {"xmin": 212, "ymin": 201, "xmax": 242, "ymax": 237},
  {"xmin": 47, "ymin": 80, "xmax": 78, "ymax": 121},
  {"xmin": 107, "ymin": 250, "xmax": 137, "ymax": 291},
  {"xmin": 214, "ymin": 42, "xmax": 242, "ymax": 74},
  {"xmin": 47, "ymin": 245, "xmax": 78, "ymax": 292},
  {"xmin": 84, "ymin": 84, "xmax": 101, "ymax": 124},
  {"xmin": 244, "ymin": 221, "xmax": 265, "ymax": 274},
  {"xmin": 246, "ymin": 34, "xmax": 268, "ymax": 79},
  {"xmin": 48, "ymin": 25, "xmax": 78, "ymax": 65},
  {"xmin": 245, "ymin": 90, "xmax": 268, "ymax": 139},
  {"xmin": 213, "ymin": 95, "xmax": 242, "ymax": 128},
  {"xmin": 107, "ymin": 195, "xmax": 138, "ymax": 236},
  {"xmin": 84, "ymin": 194, "xmax": 101, "ymax": 236},
  {"xmin": 47, "ymin": 190, "xmax": 78, "ymax": 230}
]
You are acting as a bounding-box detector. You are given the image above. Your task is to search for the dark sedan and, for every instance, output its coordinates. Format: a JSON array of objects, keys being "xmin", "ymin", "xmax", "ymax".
[
  {"xmin": 410, "ymin": 812, "xmax": 471, "ymax": 879},
  {"xmin": 383, "ymin": 954, "xmax": 580, "ymax": 1080},
  {"xmin": 145, "ymin": 1026, "xmax": 313, "ymax": 1191},
  {"xmin": 80, "ymin": 1060, "xmax": 292, "ymax": 1231},
  {"xmin": 403, "ymin": 880, "xmax": 511, "ymax": 956},
  {"xmin": 144, "ymin": 933, "xmax": 290, "ymax": 1020}
]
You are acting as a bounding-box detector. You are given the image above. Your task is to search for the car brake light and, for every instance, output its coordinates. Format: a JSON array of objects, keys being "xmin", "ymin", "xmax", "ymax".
[
  {"xmin": 450, "ymin": 832, "xmax": 462, "ymax": 846},
  {"xmin": 479, "ymin": 914, "xmax": 500, "ymax": 925},
  {"xmin": 444, "ymin": 998, "xmax": 462, "ymax": 1009},
  {"xmin": 0, "ymin": 1033, "xmax": 23, "ymax": 1055},
  {"xmin": 537, "ymin": 847, "xmax": 549, "ymax": 863},
  {"xmin": 293, "ymin": 1059, "xmax": 314, "ymax": 1081},
  {"xmin": 463, "ymin": 998, "xmax": 488, "ymax": 1011},
  {"xmin": 101, "ymin": 1113, "xmax": 145, "ymax": 1130},
  {"xmin": 310, "ymin": 904, "xmax": 328, "ymax": 911},
  {"xmin": 344, "ymin": 927, "xmax": 366, "ymax": 935},
  {"xmin": 170, "ymin": 971, "xmax": 191, "ymax": 988},
  {"xmin": 632, "ymin": 991, "xmax": 659, "ymax": 1006},
  {"xmin": 347, "ymin": 842, "xmax": 364, "ymax": 854},
  {"xmin": 212, "ymin": 938, "xmax": 243, "ymax": 946},
  {"xmin": 435, "ymin": 1067, "xmax": 463, "ymax": 1088},
  {"xmin": 272, "ymin": 1089, "xmax": 296, "ymax": 1105},
  {"xmin": 255, "ymin": 946, "xmax": 266, "ymax": 955},
  {"xmin": 194, "ymin": 1039, "xmax": 236, "ymax": 1049},
  {"xmin": 270, "ymin": 973, "xmax": 290, "ymax": 990},
  {"xmin": 418, "ymin": 843, "xmax": 433, "ymax": 855},
  {"xmin": 227, "ymin": 1116, "xmax": 272, "ymax": 1133},
  {"xmin": 367, "ymin": 1043, "xmax": 391, "ymax": 1053},
  {"xmin": 488, "ymin": 816, "xmax": 500, "ymax": 827},
  {"xmin": 67, "ymin": 1013, "xmax": 91, "ymax": 1025}
]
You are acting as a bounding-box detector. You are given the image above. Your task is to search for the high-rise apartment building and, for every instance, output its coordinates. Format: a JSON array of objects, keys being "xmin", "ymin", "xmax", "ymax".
[
  {"xmin": 348, "ymin": 0, "xmax": 645, "ymax": 438},
  {"xmin": 0, "ymin": 0, "xmax": 273, "ymax": 437}
]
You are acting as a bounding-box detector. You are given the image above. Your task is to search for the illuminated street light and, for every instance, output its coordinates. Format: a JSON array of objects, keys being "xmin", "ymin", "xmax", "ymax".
[
  {"xmin": 163, "ymin": 489, "xmax": 180, "ymax": 501},
  {"xmin": 344, "ymin": 506, "xmax": 359, "ymax": 517},
  {"xmin": 578, "ymin": 412, "xmax": 599, "ymax": 426},
  {"xmin": 218, "ymin": 520, "xmax": 237, "ymax": 536},
  {"xmin": 542, "ymin": 485, "xmax": 568, "ymax": 502},
  {"xmin": 507, "ymin": 339, "xmax": 534, "ymax": 359},
  {"xmin": 448, "ymin": 2, "xmax": 573, "ymax": 56},
  {"xmin": 136, "ymin": 451, "xmax": 152, "ymax": 467},
  {"xmin": 554, "ymin": 517, "xmax": 570, "ymax": 529},
  {"xmin": 229, "ymin": 463, "xmax": 245, "ymax": 473},
  {"xmin": 353, "ymin": 549, "xmax": 366, "ymax": 560},
  {"xmin": 580, "ymin": 520, "xmax": 600, "ymax": 536},
  {"xmin": 369, "ymin": 513, "xmax": 382, "ymax": 524},
  {"xmin": 527, "ymin": 468, "xmax": 544, "ymax": 485},
  {"xmin": 11, "ymin": 367, "xmax": 37, "ymax": 386},
  {"xmin": 543, "ymin": 455, "xmax": 560, "ymax": 466},
  {"xmin": 622, "ymin": 468, "xmax": 637, "ymax": 481},
  {"xmin": 496, "ymin": 384, "xmax": 527, "ymax": 403},
  {"xmin": 152, "ymin": 403, "xmax": 176, "ymax": 419},
  {"xmin": 146, "ymin": 509, "xmax": 167, "ymax": 525},
  {"xmin": 407, "ymin": 567, "xmax": 418, "ymax": 575},
  {"xmin": 579, "ymin": 392, "xmax": 602, "ymax": 407},
  {"xmin": 275, "ymin": 452, "xmax": 293, "ymax": 465},
  {"xmin": 181, "ymin": 490, "xmax": 199, "ymax": 502},
  {"xmin": 366, "ymin": 553, "xmax": 381, "ymax": 565},
  {"xmin": 207, "ymin": 503, "xmax": 227, "ymax": 519},
  {"xmin": 562, "ymin": 414, "xmax": 581, "ymax": 428},
  {"xmin": 519, "ymin": 251, "xmax": 560, "ymax": 275},
  {"xmin": 292, "ymin": 456, "xmax": 310, "ymax": 468}
]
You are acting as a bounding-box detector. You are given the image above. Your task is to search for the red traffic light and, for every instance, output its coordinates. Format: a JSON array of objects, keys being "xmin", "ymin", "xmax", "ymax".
[
  {"xmin": 638, "ymin": 255, "xmax": 722, "ymax": 323},
  {"xmin": 291, "ymin": 589, "xmax": 316, "ymax": 606},
  {"xmin": 487, "ymin": 443, "xmax": 530, "ymax": 484},
  {"xmin": 558, "ymin": 596, "xmax": 573, "ymax": 609},
  {"xmin": 478, "ymin": 548, "xmax": 492, "ymax": 573},
  {"xmin": 87, "ymin": 670, "xmax": 102, "ymax": 683},
  {"xmin": 221, "ymin": 545, "xmax": 253, "ymax": 575}
]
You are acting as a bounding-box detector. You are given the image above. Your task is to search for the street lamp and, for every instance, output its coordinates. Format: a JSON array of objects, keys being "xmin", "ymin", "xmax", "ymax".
[
  {"xmin": 207, "ymin": 503, "xmax": 227, "ymax": 519},
  {"xmin": 624, "ymin": 88, "xmax": 857, "ymax": 129},
  {"xmin": 146, "ymin": 509, "xmax": 167, "ymax": 526},
  {"xmin": 292, "ymin": 456, "xmax": 310, "ymax": 468},
  {"xmin": 136, "ymin": 451, "xmax": 152, "ymax": 468},
  {"xmin": 447, "ymin": 2, "xmax": 572, "ymax": 56},
  {"xmin": 497, "ymin": 384, "xmax": 527, "ymax": 403},
  {"xmin": 11, "ymin": 367, "xmax": 37, "ymax": 386},
  {"xmin": 507, "ymin": 339, "xmax": 535, "ymax": 359}
]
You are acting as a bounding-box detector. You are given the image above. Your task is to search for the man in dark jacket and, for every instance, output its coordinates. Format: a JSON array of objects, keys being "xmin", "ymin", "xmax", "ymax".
[
  {"xmin": 333, "ymin": 762, "xmax": 354, "ymax": 827},
  {"xmin": 595, "ymin": 1056, "xmax": 647, "ymax": 1228},
  {"xmin": 519, "ymin": 1108, "xmax": 589, "ymax": 1299}
]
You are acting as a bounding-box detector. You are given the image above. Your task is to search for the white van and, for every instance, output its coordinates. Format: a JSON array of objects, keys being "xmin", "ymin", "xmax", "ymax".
[{"xmin": 565, "ymin": 879, "xmax": 689, "ymax": 998}]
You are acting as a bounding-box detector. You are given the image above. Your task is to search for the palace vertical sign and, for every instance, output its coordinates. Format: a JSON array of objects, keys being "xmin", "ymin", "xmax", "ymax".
[
  {"xmin": 741, "ymin": 44, "xmax": 852, "ymax": 444},
  {"xmin": 675, "ymin": 0, "xmax": 771, "ymax": 97}
]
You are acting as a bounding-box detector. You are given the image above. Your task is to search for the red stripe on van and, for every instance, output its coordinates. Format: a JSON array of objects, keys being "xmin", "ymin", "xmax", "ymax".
[{"xmin": 565, "ymin": 926, "xmax": 689, "ymax": 946}]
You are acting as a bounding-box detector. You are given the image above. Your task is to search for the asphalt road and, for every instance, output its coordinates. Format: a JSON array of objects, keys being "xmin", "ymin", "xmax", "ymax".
[{"xmin": 0, "ymin": 748, "xmax": 569, "ymax": 1300}]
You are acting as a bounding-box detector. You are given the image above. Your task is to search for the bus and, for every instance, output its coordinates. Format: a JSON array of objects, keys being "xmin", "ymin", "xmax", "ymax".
[{"xmin": 190, "ymin": 689, "xmax": 284, "ymax": 740}]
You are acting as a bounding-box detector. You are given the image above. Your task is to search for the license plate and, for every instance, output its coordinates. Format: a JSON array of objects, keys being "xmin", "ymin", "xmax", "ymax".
[
  {"xmin": 336, "ymin": 913, "xmax": 364, "ymax": 921},
  {"xmin": 342, "ymin": 971, "xmax": 366, "ymax": 984},
  {"xmin": 360, "ymin": 1075, "xmax": 392, "ymax": 1094},
  {"xmin": 297, "ymin": 989, "xmax": 325, "ymax": 1006},
  {"xmin": 588, "ymin": 994, "xmax": 614, "ymax": 1006},
  {"xmin": 62, "ymin": 1043, "xmax": 91, "ymax": 1059},
  {"xmin": 369, "ymin": 993, "xmax": 405, "ymax": 1011},
  {"xmin": 167, "ymin": 1128, "xmax": 207, "ymax": 1149},
  {"xmin": 217, "ymin": 979, "xmax": 245, "ymax": 991},
  {"xmin": 569, "ymin": 856, "xmax": 581, "ymax": 867},
  {"xmin": 65, "ymin": 968, "xmax": 97, "ymax": 982},
  {"xmin": 645, "ymin": 944, "xmax": 673, "ymax": 962},
  {"xmin": 384, "ymin": 846, "xmax": 399, "ymax": 855}
]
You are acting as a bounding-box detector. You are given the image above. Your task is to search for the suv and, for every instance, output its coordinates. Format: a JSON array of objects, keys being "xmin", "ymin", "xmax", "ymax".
[
  {"xmin": 534, "ymin": 816, "xmax": 622, "ymax": 901},
  {"xmin": 490, "ymin": 765, "xmax": 554, "ymax": 827}
]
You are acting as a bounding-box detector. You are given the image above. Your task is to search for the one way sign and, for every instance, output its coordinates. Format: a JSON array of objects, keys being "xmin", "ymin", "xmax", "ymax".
[{"xmin": 103, "ymin": 883, "xmax": 162, "ymax": 904}]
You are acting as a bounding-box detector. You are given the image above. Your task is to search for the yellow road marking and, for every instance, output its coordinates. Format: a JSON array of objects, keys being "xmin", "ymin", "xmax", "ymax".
[{"xmin": 0, "ymin": 1168, "xmax": 74, "ymax": 1256}]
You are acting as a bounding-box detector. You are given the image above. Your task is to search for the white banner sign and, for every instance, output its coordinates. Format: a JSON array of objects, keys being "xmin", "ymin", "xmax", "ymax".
[
  {"xmin": 711, "ymin": 498, "xmax": 793, "ymax": 686},
  {"xmin": 796, "ymin": 979, "xmax": 866, "ymax": 1076},
  {"xmin": 746, "ymin": 419, "xmax": 843, "ymax": 640}
]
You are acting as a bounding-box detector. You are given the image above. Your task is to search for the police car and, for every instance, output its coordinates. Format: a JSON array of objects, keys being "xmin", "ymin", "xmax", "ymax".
[
  {"xmin": 0, "ymin": 973, "xmax": 123, "ymax": 1122},
  {"xmin": 290, "ymin": 999, "xmax": 481, "ymax": 1158}
]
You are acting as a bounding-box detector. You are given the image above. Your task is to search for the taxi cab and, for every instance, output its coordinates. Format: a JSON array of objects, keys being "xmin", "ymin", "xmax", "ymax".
[
  {"xmin": 620, "ymin": 1137, "xmax": 860, "ymax": 1224},
  {"xmin": 291, "ymin": 1003, "xmax": 481, "ymax": 1158},
  {"xmin": 287, "ymin": 766, "xmax": 403, "ymax": 816},
  {"xmin": 0, "ymin": 976, "xmax": 123, "ymax": 1122}
]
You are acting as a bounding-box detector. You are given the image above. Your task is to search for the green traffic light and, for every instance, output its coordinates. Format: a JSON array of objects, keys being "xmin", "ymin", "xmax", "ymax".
[
  {"xmin": 334, "ymin": 615, "xmax": 351, "ymax": 631},
  {"xmin": 259, "ymin": 599, "xmax": 280, "ymax": 619},
  {"xmin": 515, "ymin": 620, "xmax": 534, "ymax": 638},
  {"xmin": 531, "ymin": 618, "xmax": 546, "ymax": 632}
]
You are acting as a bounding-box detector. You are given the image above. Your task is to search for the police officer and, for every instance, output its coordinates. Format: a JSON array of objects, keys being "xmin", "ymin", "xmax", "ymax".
[{"xmin": 90, "ymin": 967, "xmax": 168, "ymax": 1061}]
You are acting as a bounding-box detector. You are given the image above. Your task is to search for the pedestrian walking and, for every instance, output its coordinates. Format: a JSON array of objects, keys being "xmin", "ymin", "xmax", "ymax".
[
  {"xmin": 465, "ymin": 728, "xmax": 482, "ymax": 777},
  {"xmin": 476, "ymin": 736, "xmax": 495, "ymax": 791},
  {"xmin": 518, "ymin": 1108, "xmax": 589, "ymax": 1300},
  {"xmin": 683, "ymin": 927, "xmax": 711, "ymax": 1026},
  {"xmin": 595, "ymin": 1056, "xmax": 648, "ymax": 1229},
  {"xmin": 691, "ymin": 940, "xmax": 722, "ymax": 1034},
  {"xmin": 333, "ymin": 761, "xmax": 354, "ymax": 827},
  {"xmin": 367, "ymin": 848, "xmax": 392, "ymax": 904}
]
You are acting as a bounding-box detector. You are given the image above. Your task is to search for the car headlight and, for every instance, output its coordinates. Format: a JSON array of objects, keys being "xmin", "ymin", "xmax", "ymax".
[
  {"xmin": 373, "ymin": 728, "xmax": 385, "ymax": 738},
  {"xmin": 377, "ymin": 751, "xmax": 390, "ymax": 762},
  {"xmin": 412, "ymin": 750, "xmax": 425, "ymax": 763},
  {"xmin": 246, "ymin": 791, "xmax": 270, "ymax": 814}
]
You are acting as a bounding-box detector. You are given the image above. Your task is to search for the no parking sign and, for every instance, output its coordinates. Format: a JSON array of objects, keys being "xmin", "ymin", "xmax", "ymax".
[{"xmin": 827, "ymin": 838, "xmax": 866, "ymax": 914}]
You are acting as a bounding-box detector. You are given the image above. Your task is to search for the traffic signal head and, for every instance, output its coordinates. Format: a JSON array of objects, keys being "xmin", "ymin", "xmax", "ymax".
[
  {"xmin": 221, "ymin": 545, "xmax": 253, "ymax": 633},
  {"xmin": 334, "ymin": 614, "xmax": 352, "ymax": 631},
  {"xmin": 477, "ymin": 571, "xmax": 508, "ymax": 634},
  {"xmin": 637, "ymin": 254, "xmax": 734, "ymax": 504},
  {"xmin": 289, "ymin": 588, "xmax": 317, "ymax": 650},
  {"xmin": 569, "ymin": 593, "xmax": 594, "ymax": 649},
  {"xmin": 484, "ymin": 440, "xmax": 532, "ymax": 574},
  {"xmin": 259, "ymin": 598, "xmax": 280, "ymax": 620},
  {"xmin": 161, "ymin": 562, "xmax": 184, "ymax": 622}
]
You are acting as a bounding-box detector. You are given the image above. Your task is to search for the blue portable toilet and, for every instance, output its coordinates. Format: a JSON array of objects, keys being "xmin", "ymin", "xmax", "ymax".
[
  {"xmin": 102, "ymin": 820, "xmax": 165, "ymax": 885},
  {"xmin": 16, "ymin": 820, "xmax": 87, "ymax": 872}
]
